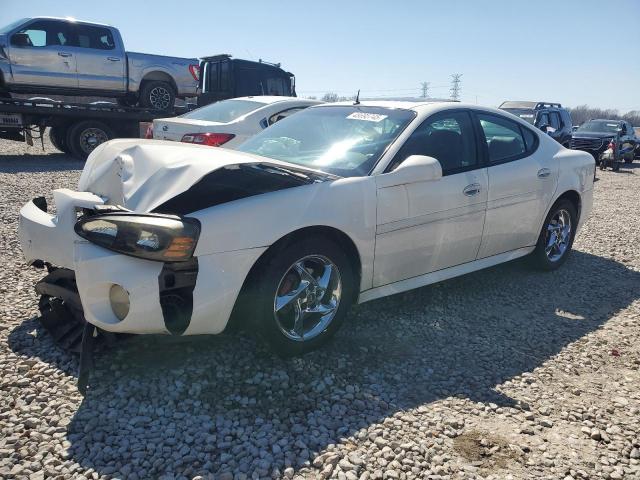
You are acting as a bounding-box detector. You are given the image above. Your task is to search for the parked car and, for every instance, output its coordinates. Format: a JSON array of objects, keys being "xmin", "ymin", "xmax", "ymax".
[
  {"xmin": 20, "ymin": 101, "xmax": 594, "ymax": 359},
  {"xmin": 499, "ymin": 101, "xmax": 573, "ymax": 147},
  {"xmin": 198, "ymin": 54, "xmax": 296, "ymax": 107},
  {"xmin": 0, "ymin": 17, "xmax": 199, "ymax": 110},
  {"xmin": 570, "ymin": 119, "xmax": 638, "ymax": 164},
  {"xmin": 151, "ymin": 96, "xmax": 321, "ymax": 148}
]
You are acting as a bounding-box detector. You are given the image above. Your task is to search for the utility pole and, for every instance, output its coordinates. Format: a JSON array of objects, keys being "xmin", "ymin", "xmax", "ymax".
[
  {"xmin": 420, "ymin": 81, "xmax": 430, "ymax": 98},
  {"xmin": 450, "ymin": 74, "xmax": 462, "ymax": 101}
]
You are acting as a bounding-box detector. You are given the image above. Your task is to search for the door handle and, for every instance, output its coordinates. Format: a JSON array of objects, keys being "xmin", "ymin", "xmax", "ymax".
[
  {"xmin": 537, "ymin": 168, "xmax": 551, "ymax": 178},
  {"xmin": 463, "ymin": 183, "xmax": 481, "ymax": 196},
  {"xmin": 107, "ymin": 57, "xmax": 121, "ymax": 61},
  {"xmin": 57, "ymin": 52, "xmax": 72, "ymax": 57}
]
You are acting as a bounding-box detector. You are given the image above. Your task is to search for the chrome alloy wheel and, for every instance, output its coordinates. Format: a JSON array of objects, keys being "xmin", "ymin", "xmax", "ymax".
[
  {"xmin": 79, "ymin": 128, "xmax": 108, "ymax": 154},
  {"xmin": 149, "ymin": 86, "xmax": 171, "ymax": 109},
  {"xmin": 273, "ymin": 255, "xmax": 342, "ymax": 342},
  {"xmin": 545, "ymin": 209, "xmax": 572, "ymax": 262}
]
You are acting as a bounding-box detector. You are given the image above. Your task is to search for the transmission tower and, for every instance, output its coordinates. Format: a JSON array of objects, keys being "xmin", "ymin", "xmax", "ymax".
[
  {"xmin": 420, "ymin": 81, "xmax": 430, "ymax": 98},
  {"xmin": 450, "ymin": 74, "xmax": 462, "ymax": 101}
]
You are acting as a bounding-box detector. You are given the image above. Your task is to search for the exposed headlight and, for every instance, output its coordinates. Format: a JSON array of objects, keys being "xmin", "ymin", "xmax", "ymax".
[{"xmin": 75, "ymin": 213, "xmax": 200, "ymax": 262}]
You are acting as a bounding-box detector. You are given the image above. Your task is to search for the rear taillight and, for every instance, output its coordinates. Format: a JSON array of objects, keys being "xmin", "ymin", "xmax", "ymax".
[
  {"xmin": 145, "ymin": 124, "xmax": 154, "ymax": 139},
  {"xmin": 181, "ymin": 132, "xmax": 235, "ymax": 147},
  {"xmin": 189, "ymin": 64, "xmax": 200, "ymax": 82}
]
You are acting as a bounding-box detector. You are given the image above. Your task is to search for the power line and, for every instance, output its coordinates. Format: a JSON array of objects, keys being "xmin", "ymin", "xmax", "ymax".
[{"xmin": 450, "ymin": 73, "xmax": 462, "ymax": 101}]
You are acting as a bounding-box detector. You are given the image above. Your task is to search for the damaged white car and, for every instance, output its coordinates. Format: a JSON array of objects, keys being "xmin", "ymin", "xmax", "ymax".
[{"xmin": 20, "ymin": 101, "xmax": 595, "ymax": 365}]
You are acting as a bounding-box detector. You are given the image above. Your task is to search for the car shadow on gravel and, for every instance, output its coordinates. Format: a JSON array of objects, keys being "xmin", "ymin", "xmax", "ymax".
[
  {"xmin": 0, "ymin": 154, "xmax": 83, "ymax": 173},
  {"xmin": 7, "ymin": 250, "xmax": 640, "ymax": 478}
]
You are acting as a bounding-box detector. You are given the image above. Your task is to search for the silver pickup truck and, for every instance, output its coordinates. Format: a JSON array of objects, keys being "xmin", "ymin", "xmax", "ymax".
[{"xmin": 0, "ymin": 17, "xmax": 199, "ymax": 110}]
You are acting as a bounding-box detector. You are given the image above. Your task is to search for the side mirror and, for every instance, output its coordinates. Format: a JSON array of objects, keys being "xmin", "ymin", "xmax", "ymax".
[
  {"xmin": 11, "ymin": 32, "xmax": 31, "ymax": 47},
  {"xmin": 539, "ymin": 123, "xmax": 550, "ymax": 133},
  {"xmin": 377, "ymin": 155, "xmax": 442, "ymax": 188},
  {"xmin": 619, "ymin": 125, "xmax": 627, "ymax": 134}
]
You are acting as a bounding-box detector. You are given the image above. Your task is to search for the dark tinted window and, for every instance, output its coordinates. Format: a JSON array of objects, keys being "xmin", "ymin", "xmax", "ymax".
[
  {"xmin": 549, "ymin": 112, "xmax": 561, "ymax": 130},
  {"xmin": 478, "ymin": 113, "xmax": 527, "ymax": 163},
  {"xmin": 219, "ymin": 61, "xmax": 231, "ymax": 91},
  {"xmin": 76, "ymin": 25, "xmax": 115, "ymax": 50},
  {"xmin": 537, "ymin": 112, "xmax": 550, "ymax": 127},
  {"xmin": 392, "ymin": 111, "xmax": 477, "ymax": 174},
  {"xmin": 521, "ymin": 126, "xmax": 538, "ymax": 152},
  {"xmin": 13, "ymin": 20, "xmax": 71, "ymax": 47},
  {"xmin": 205, "ymin": 62, "xmax": 219, "ymax": 92}
]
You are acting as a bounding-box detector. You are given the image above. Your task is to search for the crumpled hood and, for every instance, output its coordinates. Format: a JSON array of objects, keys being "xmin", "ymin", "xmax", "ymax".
[{"xmin": 78, "ymin": 139, "xmax": 328, "ymax": 213}]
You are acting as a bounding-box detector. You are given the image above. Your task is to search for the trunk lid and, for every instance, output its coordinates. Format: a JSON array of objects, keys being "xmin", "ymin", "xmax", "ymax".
[{"xmin": 152, "ymin": 117, "xmax": 226, "ymax": 142}]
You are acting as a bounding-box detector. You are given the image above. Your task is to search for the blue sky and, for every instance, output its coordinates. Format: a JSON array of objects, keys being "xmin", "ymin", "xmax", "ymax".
[{"xmin": 2, "ymin": 0, "xmax": 639, "ymax": 112}]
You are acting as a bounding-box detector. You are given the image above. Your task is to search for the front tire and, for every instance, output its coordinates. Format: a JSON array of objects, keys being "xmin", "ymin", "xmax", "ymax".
[
  {"xmin": 250, "ymin": 237, "xmax": 355, "ymax": 356},
  {"xmin": 138, "ymin": 81, "xmax": 175, "ymax": 111},
  {"xmin": 530, "ymin": 199, "xmax": 577, "ymax": 271}
]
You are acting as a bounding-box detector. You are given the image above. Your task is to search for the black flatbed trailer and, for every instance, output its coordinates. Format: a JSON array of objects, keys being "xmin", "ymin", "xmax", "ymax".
[{"xmin": 0, "ymin": 97, "xmax": 190, "ymax": 160}]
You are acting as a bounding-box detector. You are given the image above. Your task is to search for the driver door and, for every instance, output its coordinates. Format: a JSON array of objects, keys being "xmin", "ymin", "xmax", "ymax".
[
  {"xmin": 8, "ymin": 19, "xmax": 78, "ymax": 88},
  {"xmin": 373, "ymin": 110, "xmax": 488, "ymax": 286}
]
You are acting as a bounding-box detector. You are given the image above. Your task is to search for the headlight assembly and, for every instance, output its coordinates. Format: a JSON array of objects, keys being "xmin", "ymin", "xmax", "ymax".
[{"xmin": 75, "ymin": 213, "xmax": 200, "ymax": 262}]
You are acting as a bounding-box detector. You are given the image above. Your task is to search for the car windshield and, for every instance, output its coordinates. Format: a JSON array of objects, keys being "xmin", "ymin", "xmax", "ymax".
[
  {"xmin": 577, "ymin": 120, "xmax": 621, "ymax": 133},
  {"xmin": 180, "ymin": 99, "xmax": 266, "ymax": 123},
  {"xmin": 502, "ymin": 108, "xmax": 536, "ymax": 125},
  {"xmin": 0, "ymin": 18, "xmax": 28, "ymax": 34},
  {"xmin": 237, "ymin": 105, "xmax": 416, "ymax": 177}
]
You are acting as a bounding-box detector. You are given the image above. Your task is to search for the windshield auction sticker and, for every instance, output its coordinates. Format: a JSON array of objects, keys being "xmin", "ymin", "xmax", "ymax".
[{"xmin": 347, "ymin": 112, "xmax": 388, "ymax": 122}]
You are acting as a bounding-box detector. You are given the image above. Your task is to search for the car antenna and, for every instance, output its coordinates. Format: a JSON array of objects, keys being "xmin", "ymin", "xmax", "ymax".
[{"xmin": 353, "ymin": 89, "xmax": 360, "ymax": 105}]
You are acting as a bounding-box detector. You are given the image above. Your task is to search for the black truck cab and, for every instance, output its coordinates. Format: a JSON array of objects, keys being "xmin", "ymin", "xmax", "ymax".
[
  {"xmin": 499, "ymin": 101, "xmax": 573, "ymax": 147},
  {"xmin": 197, "ymin": 54, "xmax": 296, "ymax": 107}
]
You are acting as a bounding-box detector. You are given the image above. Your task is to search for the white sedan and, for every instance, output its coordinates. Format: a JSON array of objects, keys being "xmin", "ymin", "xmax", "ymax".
[
  {"xmin": 150, "ymin": 96, "xmax": 322, "ymax": 148},
  {"xmin": 20, "ymin": 100, "xmax": 594, "ymax": 357}
]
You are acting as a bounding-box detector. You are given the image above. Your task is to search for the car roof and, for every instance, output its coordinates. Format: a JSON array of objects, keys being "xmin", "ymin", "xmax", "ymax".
[
  {"xmin": 232, "ymin": 96, "xmax": 323, "ymax": 106},
  {"xmin": 25, "ymin": 16, "xmax": 114, "ymax": 28}
]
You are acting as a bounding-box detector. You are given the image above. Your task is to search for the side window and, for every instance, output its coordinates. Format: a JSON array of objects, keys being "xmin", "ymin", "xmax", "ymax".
[
  {"xmin": 76, "ymin": 25, "xmax": 115, "ymax": 50},
  {"xmin": 391, "ymin": 111, "xmax": 478, "ymax": 174},
  {"xmin": 268, "ymin": 107, "xmax": 306, "ymax": 125},
  {"xmin": 12, "ymin": 20, "xmax": 71, "ymax": 47},
  {"xmin": 477, "ymin": 113, "xmax": 528, "ymax": 163},
  {"xmin": 549, "ymin": 112, "xmax": 561, "ymax": 130},
  {"xmin": 537, "ymin": 112, "xmax": 550, "ymax": 127}
]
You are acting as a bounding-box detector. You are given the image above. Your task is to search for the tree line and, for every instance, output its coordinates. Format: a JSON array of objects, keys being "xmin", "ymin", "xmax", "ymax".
[{"xmin": 569, "ymin": 105, "xmax": 640, "ymax": 127}]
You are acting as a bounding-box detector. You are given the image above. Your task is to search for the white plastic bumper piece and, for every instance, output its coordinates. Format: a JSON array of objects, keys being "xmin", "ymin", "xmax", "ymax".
[{"xmin": 19, "ymin": 189, "xmax": 104, "ymax": 269}]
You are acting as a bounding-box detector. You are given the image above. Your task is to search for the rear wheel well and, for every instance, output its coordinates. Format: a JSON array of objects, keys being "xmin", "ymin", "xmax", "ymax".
[
  {"xmin": 140, "ymin": 71, "xmax": 177, "ymax": 92},
  {"xmin": 226, "ymin": 226, "xmax": 362, "ymax": 332}
]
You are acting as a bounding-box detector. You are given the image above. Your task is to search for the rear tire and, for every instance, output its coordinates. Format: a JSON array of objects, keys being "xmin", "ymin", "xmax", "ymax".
[
  {"xmin": 138, "ymin": 81, "xmax": 175, "ymax": 111},
  {"xmin": 49, "ymin": 127, "xmax": 70, "ymax": 154},
  {"xmin": 249, "ymin": 237, "xmax": 355, "ymax": 356},
  {"xmin": 66, "ymin": 120, "xmax": 114, "ymax": 160},
  {"xmin": 529, "ymin": 199, "xmax": 577, "ymax": 271}
]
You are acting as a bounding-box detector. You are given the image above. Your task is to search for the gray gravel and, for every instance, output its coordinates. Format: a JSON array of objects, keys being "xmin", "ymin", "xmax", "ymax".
[{"xmin": 1, "ymin": 136, "xmax": 639, "ymax": 480}]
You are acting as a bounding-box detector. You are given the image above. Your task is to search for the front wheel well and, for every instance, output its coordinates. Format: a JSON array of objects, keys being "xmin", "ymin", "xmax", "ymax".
[
  {"xmin": 554, "ymin": 190, "xmax": 581, "ymax": 222},
  {"xmin": 226, "ymin": 226, "xmax": 362, "ymax": 332}
]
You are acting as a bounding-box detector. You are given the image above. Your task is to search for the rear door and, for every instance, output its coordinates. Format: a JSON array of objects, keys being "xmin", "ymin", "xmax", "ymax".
[
  {"xmin": 374, "ymin": 110, "xmax": 488, "ymax": 286},
  {"xmin": 72, "ymin": 24, "xmax": 125, "ymax": 92},
  {"xmin": 475, "ymin": 112, "xmax": 557, "ymax": 258},
  {"xmin": 7, "ymin": 19, "xmax": 78, "ymax": 88}
]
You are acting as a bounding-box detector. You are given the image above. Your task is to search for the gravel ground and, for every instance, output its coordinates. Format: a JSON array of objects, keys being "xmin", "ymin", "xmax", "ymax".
[{"xmin": 1, "ymin": 137, "xmax": 639, "ymax": 480}]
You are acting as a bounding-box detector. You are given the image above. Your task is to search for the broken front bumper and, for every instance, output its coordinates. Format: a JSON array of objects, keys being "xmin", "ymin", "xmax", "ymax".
[
  {"xmin": 20, "ymin": 190, "xmax": 267, "ymax": 336},
  {"xmin": 19, "ymin": 189, "xmax": 105, "ymax": 269}
]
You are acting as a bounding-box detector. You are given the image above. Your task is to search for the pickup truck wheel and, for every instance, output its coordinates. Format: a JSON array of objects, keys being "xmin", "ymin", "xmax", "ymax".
[
  {"xmin": 49, "ymin": 127, "xmax": 70, "ymax": 154},
  {"xmin": 139, "ymin": 81, "xmax": 175, "ymax": 111},
  {"xmin": 250, "ymin": 237, "xmax": 355, "ymax": 357},
  {"xmin": 66, "ymin": 121, "xmax": 114, "ymax": 160}
]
